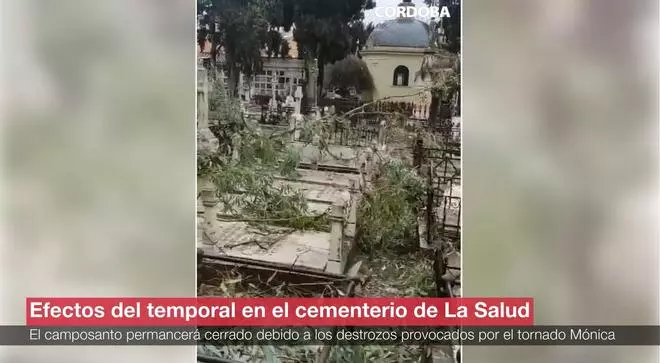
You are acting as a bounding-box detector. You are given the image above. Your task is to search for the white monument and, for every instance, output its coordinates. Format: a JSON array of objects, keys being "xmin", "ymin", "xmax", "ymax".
[
  {"xmin": 197, "ymin": 66, "xmax": 222, "ymax": 245},
  {"xmin": 293, "ymin": 86, "xmax": 303, "ymax": 116},
  {"xmin": 285, "ymin": 94, "xmax": 294, "ymax": 108}
]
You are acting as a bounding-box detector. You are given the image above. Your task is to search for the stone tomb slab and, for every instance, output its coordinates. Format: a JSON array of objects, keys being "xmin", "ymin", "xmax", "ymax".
[
  {"xmin": 198, "ymin": 217, "xmax": 331, "ymax": 272},
  {"xmin": 282, "ymin": 169, "xmax": 360, "ymax": 188},
  {"xmin": 197, "ymin": 169, "xmax": 362, "ymax": 273},
  {"xmin": 272, "ymin": 179, "xmax": 351, "ymax": 215},
  {"xmin": 290, "ymin": 142, "xmax": 372, "ymax": 171},
  {"xmin": 274, "ymin": 170, "xmax": 360, "ymax": 237},
  {"xmin": 197, "ymin": 169, "xmax": 361, "ymax": 218}
]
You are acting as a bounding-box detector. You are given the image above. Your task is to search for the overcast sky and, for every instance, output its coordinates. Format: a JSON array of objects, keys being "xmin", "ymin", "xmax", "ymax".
[{"xmin": 364, "ymin": 0, "xmax": 433, "ymax": 24}]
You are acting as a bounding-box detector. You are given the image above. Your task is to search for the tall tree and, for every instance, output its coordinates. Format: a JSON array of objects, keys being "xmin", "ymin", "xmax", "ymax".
[
  {"xmin": 266, "ymin": 29, "xmax": 284, "ymax": 58},
  {"xmin": 280, "ymin": 40, "xmax": 291, "ymax": 58},
  {"xmin": 418, "ymin": 0, "xmax": 461, "ymax": 127},
  {"xmin": 349, "ymin": 21, "xmax": 375, "ymax": 55},
  {"xmin": 425, "ymin": 0, "xmax": 461, "ymax": 54},
  {"xmin": 415, "ymin": 50, "xmax": 460, "ymax": 128},
  {"xmin": 328, "ymin": 54, "xmax": 375, "ymax": 97},
  {"xmin": 272, "ymin": 0, "xmax": 375, "ymax": 110},
  {"xmin": 197, "ymin": 0, "xmax": 273, "ymax": 96}
]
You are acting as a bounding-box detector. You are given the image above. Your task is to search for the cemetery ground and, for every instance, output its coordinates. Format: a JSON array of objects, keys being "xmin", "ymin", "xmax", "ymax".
[{"xmin": 197, "ymin": 83, "xmax": 460, "ymax": 363}]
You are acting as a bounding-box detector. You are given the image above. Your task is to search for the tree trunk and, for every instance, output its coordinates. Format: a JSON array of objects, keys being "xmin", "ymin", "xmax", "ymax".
[
  {"xmin": 228, "ymin": 63, "xmax": 239, "ymax": 98},
  {"xmin": 302, "ymin": 65, "xmax": 310, "ymax": 114},
  {"xmin": 454, "ymin": 90, "xmax": 461, "ymax": 116},
  {"xmin": 317, "ymin": 58, "xmax": 325, "ymax": 101},
  {"xmin": 302, "ymin": 48, "xmax": 314, "ymax": 113}
]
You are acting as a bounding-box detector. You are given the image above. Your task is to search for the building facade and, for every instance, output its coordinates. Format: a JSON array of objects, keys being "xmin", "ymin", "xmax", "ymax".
[
  {"xmin": 197, "ymin": 32, "xmax": 309, "ymax": 106},
  {"xmin": 361, "ymin": 1, "xmax": 433, "ymax": 103}
]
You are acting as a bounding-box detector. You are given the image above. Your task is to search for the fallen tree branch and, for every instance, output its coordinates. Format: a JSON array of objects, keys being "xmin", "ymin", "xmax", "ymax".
[
  {"xmin": 216, "ymin": 212, "xmax": 327, "ymax": 223},
  {"xmin": 343, "ymin": 88, "xmax": 431, "ymax": 118},
  {"xmin": 270, "ymin": 88, "xmax": 431, "ymax": 140},
  {"xmin": 197, "ymin": 354, "xmax": 245, "ymax": 363}
]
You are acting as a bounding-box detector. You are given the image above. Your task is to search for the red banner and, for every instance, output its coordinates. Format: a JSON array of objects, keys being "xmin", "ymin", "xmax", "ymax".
[{"xmin": 26, "ymin": 297, "xmax": 534, "ymax": 326}]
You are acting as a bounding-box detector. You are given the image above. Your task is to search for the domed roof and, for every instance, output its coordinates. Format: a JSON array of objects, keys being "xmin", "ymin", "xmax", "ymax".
[{"xmin": 365, "ymin": 18, "xmax": 430, "ymax": 48}]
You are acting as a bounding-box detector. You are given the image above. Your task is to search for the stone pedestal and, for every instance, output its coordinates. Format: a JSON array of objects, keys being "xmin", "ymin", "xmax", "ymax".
[
  {"xmin": 231, "ymin": 133, "xmax": 241, "ymax": 162},
  {"xmin": 271, "ymin": 72, "xmax": 278, "ymax": 100},
  {"xmin": 344, "ymin": 180, "xmax": 359, "ymax": 241},
  {"xmin": 199, "ymin": 177, "xmax": 220, "ymax": 245},
  {"xmin": 377, "ymin": 119, "xmax": 387, "ymax": 146},
  {"xmin": 326, "ymin": 201, "xmax": 345, "ymax": 274},
  {"xmin": 197, "ymin": 67, "xmax": 209, "ymax": 129},
  {"xmin": 310, "ymin": 133, "xmax": 322, "ymax": 166},
  {"xmin": 197, "ymin": 65, "xmax": 222, "ymax": 245},
  {"xmin": 198, "ymin": 125, "xmax": 221, "ymax": 245}
]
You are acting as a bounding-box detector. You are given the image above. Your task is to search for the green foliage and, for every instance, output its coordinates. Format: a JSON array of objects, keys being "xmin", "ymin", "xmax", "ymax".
[
  {"xmin": 416, "ymin": 52, "xmax": 460, "ymax": 99},
  {"xmin": 198, "ymin": 343, "xmax": 424, "ymax": 363},
  {"xmin": 199, "ymin": 83, "xmax": 332, "ymax": 231},
  {"xmin": 198, "ymin": 344, "xmax": 289, "ymax": 363},
  {"xmin": 442, "ymin": 2, "xmax": 461, "ymax": 54},
  {"xmin": 198, "ymin": 0, "xmax": 275, "ymax": 93},
  {"xmin": 357, "ymin": 161, "xmax": 425, "ymax": 254},
  {"xmin": 328, "ymin": 54, "xmax": 375, "ymax": 94},
  {"xmin": 202, "ymin": 78, "xmax": 243, "ymax": 163},
  {"xmin": 271, "ymin": 0, "xmax": 376, "ymax": 100},
  {"xmin": 266, "ymin": 29, "xmax": 284, "ymax": 58},
  {"xmin": 331, "ymin": 345, "xmax": 424, "ymax": 363},
  {"xmin": 213, "ymin": 162, "xmax": 330, "ymax": 231},
  {"xmin": 207, "ymin": 77, "xmax": 232, "ymax": 113},
  {"xmin": 359, "ymin": 253, "xmax": 437, "ymax": 297},
  {"xmin": 349, "ymin": 20, "xmax": 375, "ymax": 54},
  {"xmin": 415, "ymin": 50, "xmax": 460, "ymax": 125}
]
